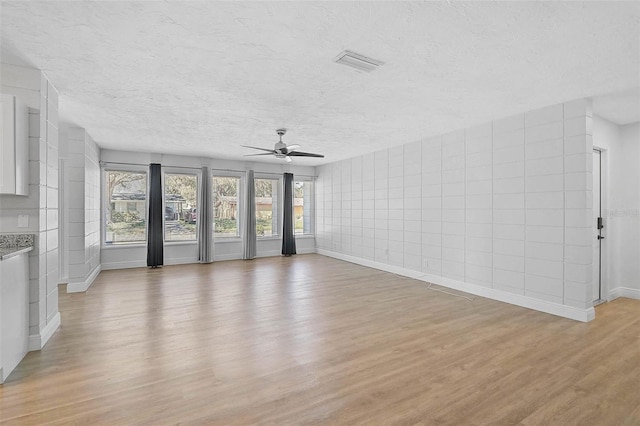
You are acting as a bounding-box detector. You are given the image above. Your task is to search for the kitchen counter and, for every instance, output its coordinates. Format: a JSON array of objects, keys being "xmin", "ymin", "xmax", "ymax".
[
  {"xmin": 0, "ymin": 234, "xmax": 34, "ymax": 261},
  {"xmin": 0, "ymin": 242, "xmax": 30, "ymax": 383},
  {"xmin": 0, "ymin": 246, "xmax": 33, "ymax": 260},
  {"xmin": 0, "ymin": 234, "xmax": 33, "ymax": 383}
]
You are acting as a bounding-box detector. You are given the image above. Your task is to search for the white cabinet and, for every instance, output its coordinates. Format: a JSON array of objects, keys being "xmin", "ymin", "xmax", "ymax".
[
  {"xmin": 0, "ymin": 252, "xmax": 30, "ymax": 383},
  {"xmin": 0, "ymin": 94, "xmax": 29, "ymax": 196}
]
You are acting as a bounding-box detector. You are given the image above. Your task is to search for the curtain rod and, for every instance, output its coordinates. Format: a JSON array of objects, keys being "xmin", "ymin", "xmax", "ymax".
[{"xmin": 99, "ymin": 161, "xmax": 317, "ymax": 179}]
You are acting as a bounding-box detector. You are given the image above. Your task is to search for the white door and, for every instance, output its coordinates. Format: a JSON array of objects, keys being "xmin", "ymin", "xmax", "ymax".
[{"xmin": 592, "ymin": 149, "xmax": 603, "ymax": 303}]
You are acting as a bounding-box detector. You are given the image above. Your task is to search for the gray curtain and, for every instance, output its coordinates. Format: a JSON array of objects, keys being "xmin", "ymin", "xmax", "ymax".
[
  {"xmin": 147, "ymin": 163, "xmax": 163, "ymax": 268},
  {"xmin": 243, "ymin": 170, "xmax": 257, "ymax": 259},
  {"xmin": 281, "ymin": 172, "xmax": 297, "ymax": 256},
  {"xmin": 198, "ymin": 166, "xmax": 214, "ymax": 263}
]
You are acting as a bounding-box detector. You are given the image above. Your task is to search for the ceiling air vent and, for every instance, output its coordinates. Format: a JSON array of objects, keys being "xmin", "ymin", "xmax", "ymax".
[{"xmin": 334, "ymin": 50, "xmax": 384, "ymax": 73}]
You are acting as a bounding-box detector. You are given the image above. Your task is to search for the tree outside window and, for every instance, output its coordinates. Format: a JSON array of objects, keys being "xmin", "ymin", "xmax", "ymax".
[
  {"xmin": 212, "ymin": 176, "xmax": 240, "ymax": 237},
  {"xmin": 294, "ymin": 181, "xmax": 312, "ymax": 234},
  {"xmin": 255, "ymin": 178, "xmax": 278, "ymax": 237},
  {"xmin": 105, "ymin": 171, "xmax": 147, "ymax": 244},
  {"xmin": 165, "ymin": 174, "xmax": 198, "ymax": 241}
]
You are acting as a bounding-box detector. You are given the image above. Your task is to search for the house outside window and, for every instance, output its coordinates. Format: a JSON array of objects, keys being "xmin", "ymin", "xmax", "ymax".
[
  {"xmin": 105, "ymin": 170, "xmax": 147, "ymax": 244},
  {"xmin": 213, "ymin": 176, "xmax": 240, "ymax": 238},
  {"xmin": 164, "ymin": 173, "xmax": 198, "ymax": 241},
  {"xmin": 294, "ymin": 180, "xmax": 313, "ymax": 235},
  {"xmin": 255, "ymin": 178, "xmax": 279, "ymax": 237}
]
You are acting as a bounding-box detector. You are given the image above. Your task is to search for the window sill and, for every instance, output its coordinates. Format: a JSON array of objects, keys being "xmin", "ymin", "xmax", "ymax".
[
  {"xmin": 102, "ymin": 243, "xmax": 147, "ymax": 250},
  {"xmin": 102, "ymin": 240, "xmax": 200, "ymax": 249},
  {"xmin": 164, "ymin": 240, "xmax": 198, "ymax": 246},
  {"xmin": 257, "ymin": 236, "xmax": 281, "ymax": 241}
]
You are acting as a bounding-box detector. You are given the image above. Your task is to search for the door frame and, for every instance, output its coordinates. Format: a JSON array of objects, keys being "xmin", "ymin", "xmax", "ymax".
[{"xmin": 592, "ymin": 146, "xmax": 609, "ymax": 303}]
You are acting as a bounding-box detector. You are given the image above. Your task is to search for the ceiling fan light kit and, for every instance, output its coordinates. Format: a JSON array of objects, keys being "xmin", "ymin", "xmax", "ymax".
[{"xmin": 242, "ymin": 129, "xmax": 325, "ymax": 162}]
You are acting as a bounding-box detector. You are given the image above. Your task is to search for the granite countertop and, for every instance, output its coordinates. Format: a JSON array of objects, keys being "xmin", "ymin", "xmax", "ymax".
[
  {"xmin": 0, "ymin": 246, "xmax": 33, "ymax": 260},
  {"xmin": 0, "ymin": 234, "xmax": 34, "ymax": 261}
]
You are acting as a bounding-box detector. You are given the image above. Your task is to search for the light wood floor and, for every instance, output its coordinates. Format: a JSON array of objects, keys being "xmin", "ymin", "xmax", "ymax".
[{"xmin": 1, "ymin": 254, "xmax": 638, "ymax": 425}]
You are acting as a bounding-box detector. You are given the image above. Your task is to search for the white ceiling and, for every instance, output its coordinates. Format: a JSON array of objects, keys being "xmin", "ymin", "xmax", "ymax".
[
  {"xmin": 593, "ymin": 88, "xmax": 640, "ymax": 125},
  {"xmin": 1, "ymin": 1, "xmax": 639, "ymax": 165}
]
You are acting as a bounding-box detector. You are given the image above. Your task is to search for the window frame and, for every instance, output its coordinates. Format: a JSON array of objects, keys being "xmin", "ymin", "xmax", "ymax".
[
  {"xmin": 254, "ymin": 174, "xmax": 282, "ymax": 239},
  {"xmin": 102, "ymin": 165, "xmax": 149, "ymax": 248},
  {"xmin": 212, "ymin": 173, "xmax": 243, "ymax": 241},
  {"xmin": 293, "ymin": 178, "xmax": 315, "ymax": 237},
  {"xmin": 163, "ymin": 169, "xmax": 200, "ymax": 245}
]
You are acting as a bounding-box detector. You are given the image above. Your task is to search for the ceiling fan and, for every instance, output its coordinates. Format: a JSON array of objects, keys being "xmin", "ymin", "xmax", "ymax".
[{"xmin": 242, "ymin": 129, "xmax": 325, "ymax": 163}]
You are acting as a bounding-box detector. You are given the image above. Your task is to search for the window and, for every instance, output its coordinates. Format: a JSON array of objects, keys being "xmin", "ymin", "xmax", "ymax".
[
  {"xmin": 164, "ymin": 173, "xmax": 198, "ymax": 241},
  {"xmin": 105, "ymin": 170, "xmax": 147, "ymax": 244},
  {"xmin": 212, "ymin": 176, "xmax": 240, "ymax": 238},
  {"xmin": 294, "ymin": 181, "xmax": 313, "ymax": 235},
  {"xmin": 255, "ymin": 178, "xmax": 279, "ymax": 237}
]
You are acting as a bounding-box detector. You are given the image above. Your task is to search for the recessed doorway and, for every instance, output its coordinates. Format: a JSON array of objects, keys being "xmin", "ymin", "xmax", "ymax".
[{"xmin": 592, "ymin": 148, "xmax": 605, "ymax": 305}]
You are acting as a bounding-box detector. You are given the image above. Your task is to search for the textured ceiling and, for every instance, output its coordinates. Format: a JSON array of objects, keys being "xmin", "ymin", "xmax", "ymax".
[
  {"xmin": 1, "ymin": 1, "xmax": 639, "ymax": 165},
  {"xmin": 593, "ymin": 88, "xmax": 640, "ymax": 125}
]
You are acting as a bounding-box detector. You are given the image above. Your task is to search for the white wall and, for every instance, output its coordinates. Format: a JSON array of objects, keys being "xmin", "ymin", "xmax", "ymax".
[
  {"xmin": 100, "ymin": 149, "xmax": 316, "ymax": 270},
  {"xmin": 317, "ymin": 99, "xmax": 595, "ymax": 321},
  {"xmin": 0, "ymin": 64, "xmax": 60, "ymax": 348},
  {"xmin": 618, "ymin": 123, "xmax": 640, "ymax": 294},
  {"xmin": 593, "ymin": 117, "xmax": 640, "ymax": 298},
  {"xmin": 65, "ymin": 127, "xmax": 101, "ymax": 292}
]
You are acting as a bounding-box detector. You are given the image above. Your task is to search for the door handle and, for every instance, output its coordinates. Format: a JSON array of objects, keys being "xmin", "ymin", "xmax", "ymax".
[{"xmin": 597, "ymin": 235, "xmax": 605, "ymax": 240}]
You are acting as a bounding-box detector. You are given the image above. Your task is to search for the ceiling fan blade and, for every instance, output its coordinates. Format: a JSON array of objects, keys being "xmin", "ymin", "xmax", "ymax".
[
  {"xmin": 244, "ymin": 153, "xmax": 274, "ymax": 156},
  {"xmin": 287, "ymin": 151, "xmax": 325, "ymax": 158},
  {"xmin": 241, "ymin": 145, "xmax": 275, "ymax": 153},
  {"xmin": 285, "ymin": 156, "xmax": 293, "ymax": 163},
  {"xmin": 286, "ymin": 144, "xmax": 301, "ymax": 152}
]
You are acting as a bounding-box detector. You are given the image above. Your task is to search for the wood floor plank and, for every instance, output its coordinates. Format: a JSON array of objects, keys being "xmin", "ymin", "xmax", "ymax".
[{"xmin": 0, "ymin": 254, "xmax": 638, "ymax": 425}]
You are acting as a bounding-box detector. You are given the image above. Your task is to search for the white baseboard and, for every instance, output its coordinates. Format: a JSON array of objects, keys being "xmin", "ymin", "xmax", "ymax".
[
  {"xmin": 317, "ymin": 249, "xmax": 595, "ymax": 323},
  {"xmin": 101, "ymin": 260, "xmax": 147, "ymax": 270},
  {"xmin": 28, "ymin": 312, "xmax": 61, "ymax": 351},
  {"xmin": 67, "ymin": 264, "xmax": 102, "ymax": 293},
  {"xmin": 213, "ymin": 248, "xmax": 315, "ymax": 262},
  {"xmin": 214, "ymin": 253, "xmax": 242, "ymax": 262},
  {"xmin": 165, "ymin": 257, "xmax": 198, "ymax": 266},
  {"xmin": 103, "ymin": 258, "xmax": 198, "ymax": 269},
  {"xmin": 297, "ymin": 247, "xmax": 317, "ymax": 255},
  {"xmin": 609, "ymin": 287, "xmax": 640, "ymax": 301},
  {"xmin": 256, "ymin": 249, "xmax": 281, "ymax": 258},
  {"xmin": 102, "ymin": 250, "xmax": 314, "ymax": 267}
]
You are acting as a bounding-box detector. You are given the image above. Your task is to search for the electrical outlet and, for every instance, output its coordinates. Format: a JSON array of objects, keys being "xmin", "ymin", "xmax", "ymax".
[
  {"xmin": 423, "ymin": 258, "xmax": 429, "ymax": 268},
  {"xmin": 18, "ymin": 214, "xmax": 29, "ymax": 228}
]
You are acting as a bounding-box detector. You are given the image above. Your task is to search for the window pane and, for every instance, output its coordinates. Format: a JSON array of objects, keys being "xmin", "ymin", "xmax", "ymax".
[
  {"xmin": 105, "ymin": 171, "xmax": 147, "ymax": 244},
  {"xmin": 255, "ymin": 178, "xmax": 278, "ymax": 237},
  {"xmin": 294, "ymin": 181, "xmax": 312, "ymax": 234},
  {"xmin": 165, "ymin": 174, "xmax": 198, "ymax": 241},
  {"xmin": 213, "ymin": 176, "xmax": 239, "ymax": 238}
]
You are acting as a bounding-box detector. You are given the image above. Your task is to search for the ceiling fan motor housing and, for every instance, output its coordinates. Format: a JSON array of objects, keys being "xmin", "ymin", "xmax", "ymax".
[
  {"xmin": 275, "ymin": 128, "xmax": 288, "ymax": 153},
  {"xmin": 274, "ymin": 141, "xmax": 287, "ymax": 153}
]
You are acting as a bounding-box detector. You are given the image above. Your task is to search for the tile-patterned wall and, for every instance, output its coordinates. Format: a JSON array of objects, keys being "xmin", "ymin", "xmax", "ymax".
[
  {"xmin": 67, "ymin": 128, "xmax": 101, "ymax": 283},
  {"xmin": 0, "ymin": 65, "xmax": 61, "ymax": 339},
  {"xmin": 316, "ymin": 99, "xmax": 593, "ymax": 310}
]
